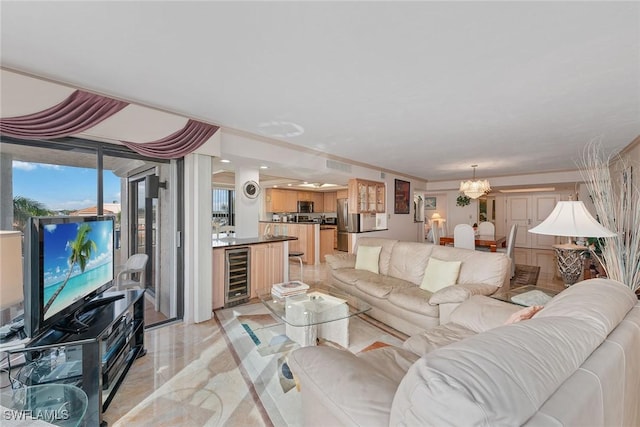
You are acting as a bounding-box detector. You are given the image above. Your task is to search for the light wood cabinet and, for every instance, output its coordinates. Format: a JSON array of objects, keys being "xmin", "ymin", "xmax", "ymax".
[
  {"xmin": 213, "ymin": 241, "xmax": 285, "ymax": 308},
  {"xmin": 250, "ymin": 242, "xmax": 284, "ymax": 297},
  {"xmin": 337, "ymin": 189, "xmax": 348, "ymax": 199},
  {"xmin": 311, "ymin": 192, "xmax": 324, "ymax": 212},
  {"xmin": 319, "ymin": 228, "xmax": 334, "ymax": 263},
  {"xmin": 323, "ymin": 191, "xmax": 337, "ymax": 213},
  {"xmin": 348, "ymin": 178, "xmax": 386, "ymax": 213},
  {"xmin": 258, "ymin": 222, "xmax": 317, "ymax": 264},
  {"xmin": 265, "ymin": 188, "xmax": 298, "ymax": 213}
]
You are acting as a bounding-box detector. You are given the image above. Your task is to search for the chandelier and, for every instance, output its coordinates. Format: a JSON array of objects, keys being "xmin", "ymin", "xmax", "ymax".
[{"xmin": 459, "ymin": 165, "xmax": 491, "ymax": 199}]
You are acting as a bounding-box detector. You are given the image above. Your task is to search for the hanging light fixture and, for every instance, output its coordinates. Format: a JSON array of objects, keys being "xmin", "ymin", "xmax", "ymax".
[{"xmin": 459, "ymin": 165, "xmax": 491, "ymax": 199}]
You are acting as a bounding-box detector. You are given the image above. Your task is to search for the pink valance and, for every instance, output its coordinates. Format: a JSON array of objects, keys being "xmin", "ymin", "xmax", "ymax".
[
  {"xmin": 0, "ymin": 90, "xmax": 128, "ymax": 138},
  {"xmin": 120, "ymin": 119, "xmax": 219, "ymax": 159}
]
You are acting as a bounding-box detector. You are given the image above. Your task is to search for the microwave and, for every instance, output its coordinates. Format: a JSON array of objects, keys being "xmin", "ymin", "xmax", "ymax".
[{"xmin": 297, "ymin": 201, "xmax": 314, "ymax": 213}]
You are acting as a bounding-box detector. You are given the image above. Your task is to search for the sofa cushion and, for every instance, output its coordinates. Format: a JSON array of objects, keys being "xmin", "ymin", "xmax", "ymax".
[
  {"xmin": 325, "ymin": 253, "xmax": 356, "ymax": 270},
  {"xmin": 431, "ymin": 245, "xmax": 509, "ymax": 288},
  {"xmin": 535, "ymin": 278, "xmax": 637, "ymax": 337},
  {"xmin": 332, "ymin": 268, "xmax": 378, "ymax": 286},
  {"xmin": 355, "ymin": 245, "xmax": 382, "ymax": 274},
  {"xmin": 429, "ymin": 283, "xmax": 500, "ymax": 305},
  {"xmin": 289, "ymin": 346, "xmax": 402, "ymax": 427},
  {"xmin": 419, "ymin": 257, "xmax": 462, "ymax": 293},
  {"xmin": 388, "ymin": 286, "xmax": 439, "ymax": 317},
  {"xmin": 403, "ymin": 322, "xmax": 477, "ymax": 356},
  {"xmin": 387, "ymin": 242, "xmax": 434, "ymax": 285},
  {"xmin": 449, "ymin": 295, "xmax": 522, "ymax": 333},
  {"xmin": 356, "ymin": 237, "xmax": 398, "ymax": 276},
  {"xmin": 391, "ymin": 316, "xmax": 615, "ymax": 426},
  {"xmin": 355, "ymin": 274, "xmax": 413, "ymax": 299}
]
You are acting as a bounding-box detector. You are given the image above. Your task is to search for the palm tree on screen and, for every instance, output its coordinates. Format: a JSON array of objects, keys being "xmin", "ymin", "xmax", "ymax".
[{"xmin": 43, "ymin": 223, "xmax": 97, "ymax": 315}]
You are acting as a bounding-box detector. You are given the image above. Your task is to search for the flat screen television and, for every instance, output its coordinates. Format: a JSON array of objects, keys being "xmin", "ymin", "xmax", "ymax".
[{"xmin": 24, "ymin": 215, "xmax": 115, "ymax": 338}]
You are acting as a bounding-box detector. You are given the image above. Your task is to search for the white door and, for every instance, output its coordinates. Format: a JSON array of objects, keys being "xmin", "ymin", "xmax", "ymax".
[{"xmin": 506, "ymin": 193, "xmax": 562, "ymax": 249}]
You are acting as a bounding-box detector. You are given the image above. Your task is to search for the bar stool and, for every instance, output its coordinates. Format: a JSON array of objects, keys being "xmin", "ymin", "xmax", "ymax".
[{"xmin": 288, "ymin": 251, "xmax": 304, "ymax": 281}]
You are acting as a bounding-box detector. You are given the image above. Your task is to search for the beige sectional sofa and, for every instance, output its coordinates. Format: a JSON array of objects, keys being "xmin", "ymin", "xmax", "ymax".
[
  {"xmin": 289, "ymin": 279, "xmax": 640, "ymax": 426},
  {"xmin": 325, "ymin": 237, "xmax": 511, "ymax": 334}
]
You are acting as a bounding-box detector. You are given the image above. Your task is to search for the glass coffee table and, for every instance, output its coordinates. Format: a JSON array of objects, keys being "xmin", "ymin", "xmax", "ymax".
[
  {"xmin": 258, "ymin": 284, "xmax": 371, "ymax": 347},
  {"xmin": 492, "ymin": 285, "xmax": 561, "ymax": 307}
]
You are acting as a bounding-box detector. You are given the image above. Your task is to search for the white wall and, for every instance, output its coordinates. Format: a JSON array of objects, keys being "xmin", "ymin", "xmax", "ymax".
[{"xmin": 235, "ymin": 167, "xmax": 260, "ymax": 238}]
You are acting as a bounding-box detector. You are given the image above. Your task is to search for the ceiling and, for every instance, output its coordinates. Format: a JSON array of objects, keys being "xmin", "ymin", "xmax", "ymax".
[{"xmin": 1, "ymin": 2, "xmax": 639, "ymax": 184}]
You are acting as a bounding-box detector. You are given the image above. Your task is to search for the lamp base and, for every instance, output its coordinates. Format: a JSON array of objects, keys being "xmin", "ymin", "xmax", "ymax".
[{"xmin": 553, "ymin": 246, "xmax": 587, "ymax": 287}]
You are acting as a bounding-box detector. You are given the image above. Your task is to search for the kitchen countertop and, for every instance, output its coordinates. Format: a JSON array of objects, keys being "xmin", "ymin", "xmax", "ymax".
[{"xmin": 212, "ymin": 235, "xmax": 298, "ymax": 248}]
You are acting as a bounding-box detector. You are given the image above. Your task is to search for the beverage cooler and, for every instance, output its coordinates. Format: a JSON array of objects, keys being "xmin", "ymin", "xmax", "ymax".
[{"xmin": 225, "ymin": 247, "xmax": 250, "ymax": 307}]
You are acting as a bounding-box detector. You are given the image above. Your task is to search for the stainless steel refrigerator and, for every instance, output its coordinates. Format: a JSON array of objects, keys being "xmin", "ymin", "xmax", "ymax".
[{"xmin": 337, "ymin": 198, "xmax": 349, "ymax": 251}]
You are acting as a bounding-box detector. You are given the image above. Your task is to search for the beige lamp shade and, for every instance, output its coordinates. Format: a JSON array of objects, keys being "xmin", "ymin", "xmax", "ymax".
[
  {"xmin": 528, "ymin": 201, "xmax": 615, "ymax": 238},
  {"xmin": 0, "ymin": 231, "xmax": 24, "ymax": 310}
]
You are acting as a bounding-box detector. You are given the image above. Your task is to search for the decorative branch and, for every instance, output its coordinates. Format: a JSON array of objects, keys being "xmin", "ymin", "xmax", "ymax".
[{"xmin": 577, "ymin": 141, "xmax": 640, "ymax": 291}]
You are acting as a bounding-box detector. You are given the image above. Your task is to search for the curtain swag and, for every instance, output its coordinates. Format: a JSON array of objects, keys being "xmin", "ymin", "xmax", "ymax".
[
  {"xmin": 1, "ymin": 89, "xmax": 218, "ymax": 159},
  {"xmin": 0, "ymin": 90, "xmax": 128, "ymax": 139},
  {"xmin": 120, "ymin": 119, "xmax": 219, "ymax": 159}
]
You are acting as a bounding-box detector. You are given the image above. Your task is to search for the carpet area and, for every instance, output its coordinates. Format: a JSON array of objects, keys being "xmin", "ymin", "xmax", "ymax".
[
  {"xmin": 511, "ymin": 264, "xmax": 541, "ymax": 287},
  {"xmin": 216, "ymin": 302, "xmax": 406, "ymax": 426}
]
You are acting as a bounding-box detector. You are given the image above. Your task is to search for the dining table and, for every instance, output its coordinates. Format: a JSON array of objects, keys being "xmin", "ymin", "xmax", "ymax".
[{"xmin": 439, "ymin": 234, "xmax": 506, "ymax": 252}]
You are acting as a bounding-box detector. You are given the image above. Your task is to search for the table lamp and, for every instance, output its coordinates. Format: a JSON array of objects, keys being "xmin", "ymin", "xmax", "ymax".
[
  {"xmin": 528, "ymin": 201, "xmax": 615, "ymax": 286},
  {"xmin": 0, "ymin": 231, "xmax": 24, "ymax": 324}
]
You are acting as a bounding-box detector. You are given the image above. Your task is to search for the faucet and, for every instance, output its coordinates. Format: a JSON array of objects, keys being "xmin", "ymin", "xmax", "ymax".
[{"xmin": 263, "ymin": 223, "xmax": 272, "ymax": 239}]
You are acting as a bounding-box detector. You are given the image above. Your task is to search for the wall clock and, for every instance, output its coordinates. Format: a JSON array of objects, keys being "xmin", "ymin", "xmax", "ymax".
[{"xmin": 242, "ymin": 180, "xmax": 261, "ymax": 199}]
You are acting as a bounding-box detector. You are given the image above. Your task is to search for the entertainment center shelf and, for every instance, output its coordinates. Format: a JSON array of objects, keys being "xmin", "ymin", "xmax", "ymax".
[{"xmin": 9, "ymin": 289, "xmax": 145, "ymax": 427}]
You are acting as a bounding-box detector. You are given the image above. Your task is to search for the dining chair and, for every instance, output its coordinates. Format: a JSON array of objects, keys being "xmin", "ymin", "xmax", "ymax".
[
  {"xmin": 497, "ymin": 224, "xmax": 518, "ymax": 278},
  {"xmin": 431, "ymin": 224, "xmax": 441, "ymax": 245},
  {"xmin": 453, "ymin": 224, "xmax": 475, "ymax": 250},
  {"xmin": 477, "ymin": 221, "xmax": 495, "ymax": 237}
]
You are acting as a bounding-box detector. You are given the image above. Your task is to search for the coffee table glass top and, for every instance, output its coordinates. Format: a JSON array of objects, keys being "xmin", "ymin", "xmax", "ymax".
[
  {"xmin": 257, "ymin": 284, "xmax": 371, "ymax": 327},
  {"xmin": 491, "ymin": 285, "xmax": 561, "ymax": 306}
]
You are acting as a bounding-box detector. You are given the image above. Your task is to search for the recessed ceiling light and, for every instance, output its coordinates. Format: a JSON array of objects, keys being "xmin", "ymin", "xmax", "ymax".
[
  {"xmin": 273, "ymin": 185, "xmax": 278, "ymax": 188},
  {"xmin": 287, "ymin": 183, "xmax": 292, "ymax": 186},
  {"xmin": 220, "ymin": 159, "xmax": 231, "ymax": 163},
  {"xmin": 260, "ymin": 165, "xmax": 268, "ymax": 169}
]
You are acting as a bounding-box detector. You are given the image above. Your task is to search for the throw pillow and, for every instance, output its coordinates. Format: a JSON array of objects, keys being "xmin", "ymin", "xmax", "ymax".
[
  {"xmin": 420, "ymin": 258, "xmax": 462, "ymax": 293},
  {"xmin": 354, "ymin": 245, "xmax": 382, "ymax": 274},
  {"xmin": 504, "ymin": 305, "xmax": 544, "ymax": 324}
]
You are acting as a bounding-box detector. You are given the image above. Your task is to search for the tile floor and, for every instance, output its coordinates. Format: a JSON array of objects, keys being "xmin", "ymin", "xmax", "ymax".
[{"xmin": 104, "ymin": 250, "xmax": 565, "ymax": 425}]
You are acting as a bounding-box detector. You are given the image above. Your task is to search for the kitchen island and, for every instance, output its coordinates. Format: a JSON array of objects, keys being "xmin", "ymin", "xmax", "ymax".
[
  {"xmin": 259, "ymin": 221, "xmax": 322, "ymax": 265},
  {"xmin": 212, "ymin": 235, "xmax": 297, "ymax": 309}
]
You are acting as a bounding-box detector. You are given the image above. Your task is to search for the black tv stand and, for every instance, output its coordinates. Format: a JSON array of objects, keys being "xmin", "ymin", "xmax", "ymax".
[
  {"xmin": 7, "ymin": 289, "xmax": 145, "ymax": 427},
  {"xmin": 53, "ymin": 294, "xmax": 126, "ymax": 334}
]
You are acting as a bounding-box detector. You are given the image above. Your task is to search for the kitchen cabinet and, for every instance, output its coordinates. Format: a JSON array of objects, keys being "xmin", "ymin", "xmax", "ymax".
[
  {"xmin": 259, "ymin": 222, "xmax": 317, "ymax": 265},
  {"xmin": 265, "ymin": 188, "xmax": 298, "ymax": 213},
  {"xmin": 213, "ymin": 241, "xmax": 285, "ymax": 309},
  {"xmin": 348, "ymin": 178, "xmax": 386, "ymax": 213},
  {"xmin": 311, "ymin": 192, "xmax": 324, "ymax": 212},
  {"xmin": 319, "ymin": 228, "xmax": 335, "ymax": 262},
  {"xmin": 323, "ymin": 191, "xmax": 337, "ymax": 213},
  {"xmin": 297, "ymin": 191, "xmax": 313, "ymax": 202},
  {"xmin": 250, "ymin": 241, "xmax": 284, "ymax": 296},
  {"xmin": 337, "ymin": 189, "xmax": 348, "ymax": 199}
]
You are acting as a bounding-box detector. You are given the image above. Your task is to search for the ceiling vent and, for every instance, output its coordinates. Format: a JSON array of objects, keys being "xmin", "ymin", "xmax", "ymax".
[{"xmin": 326, "ymin": 159, "xmax": 352, "ymax": 173}]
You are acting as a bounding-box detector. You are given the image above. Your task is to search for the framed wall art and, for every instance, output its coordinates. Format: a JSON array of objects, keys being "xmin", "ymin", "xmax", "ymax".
[
  {"xmin": 394, "ymin": 179, "xmax": 410, "ymax": 214},
  {"xmin": 425, "ymin": 197, "xmax": 437, "ymax": 210}
]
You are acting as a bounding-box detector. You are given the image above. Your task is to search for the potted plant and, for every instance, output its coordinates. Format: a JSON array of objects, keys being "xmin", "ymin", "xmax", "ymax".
[{"xmin": 456, "ymin": 194, "xmax": 471, "ymax": 207}]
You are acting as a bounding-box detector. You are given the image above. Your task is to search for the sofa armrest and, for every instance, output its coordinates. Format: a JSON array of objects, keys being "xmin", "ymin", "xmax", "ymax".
[
  {"xmin": 288, "ymin": 346, "xmax": 399, "ymax": 427},
  {"xmin": 325, "ymin": 253, "xmax": 356, "ymax": 270},
  {"xmin": 429, "ymin": 283, "xmax": 499, "ymax": 305}
]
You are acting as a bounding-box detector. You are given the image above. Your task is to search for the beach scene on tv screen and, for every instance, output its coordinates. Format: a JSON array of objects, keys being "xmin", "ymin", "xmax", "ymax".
[{"xmin": 42, "ymin": 220, "xmax": 114, "ymax": 320}]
